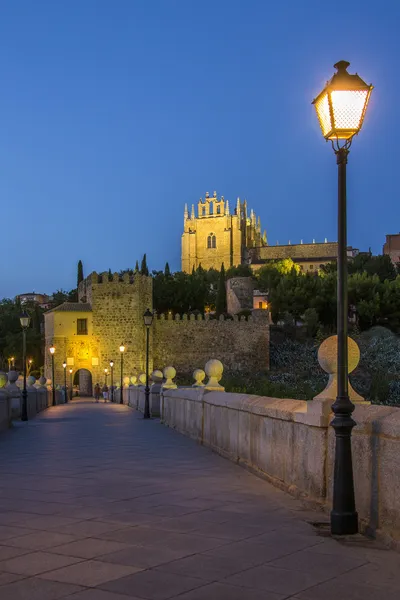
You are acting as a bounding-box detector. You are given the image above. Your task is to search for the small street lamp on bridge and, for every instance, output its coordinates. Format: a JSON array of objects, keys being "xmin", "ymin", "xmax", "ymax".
[
  {"xmin": 49, "ymin": 345, "xmax": 56, "ymax": 406},
  {"xmin": 143, "ymin": 308, "xmax": 154, "ymax": 419},
  {"xmin": 119, "ymin": 345, "xmax": 125, "ymax": 405},
  {"xmin": 20, "ymin": 311, "xmax": 31, "ymax": 421},
  {"xmin": 63, "ymin": 360, "xmax": 67, "ymax": 403},
  {"xmin": 110, "ymin": 360, "xmax": 114, "ymax": 402},
  {"xmin": 69, "ymin": 368, "xmax": 73, "ymax": 401}
]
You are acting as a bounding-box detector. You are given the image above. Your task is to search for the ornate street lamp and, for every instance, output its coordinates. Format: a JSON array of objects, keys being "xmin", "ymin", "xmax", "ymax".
[
  {"xmin": 312, "ymin": 60, "xmax": 373, "ymax": 536},
  {"xmin": 69, "ymin": 368, "xmax": 73, "ymax": 401},
  {"xmin": 104, "ymin": 367, "xmax": 108, "ymax": 386},
  {"xmin": 110, "ymin": 360, "xmax": 114, "ymax": 402},
  {"xmin": 119, "ymin": 344, "xmax": 125, "ymax": 404},
  {"xmin": 143, "ymin": 308, "xmax": 154, "ymax": 419},
  {"xmin": 19, "ymin": 311, "xmax": 31, "ymax": 421},
  {"xmin": 49, "ymin": 345, "xmax": 56, "ymax": 406},
  {"xmin": 63, "ymin": 360, "xmax": 67, "ymax": 403}
]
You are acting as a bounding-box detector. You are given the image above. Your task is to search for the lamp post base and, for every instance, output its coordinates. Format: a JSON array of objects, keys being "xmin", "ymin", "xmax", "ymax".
[{"xmin": 331, "ymin": 510, "xmax": 358, "ymax": 536}]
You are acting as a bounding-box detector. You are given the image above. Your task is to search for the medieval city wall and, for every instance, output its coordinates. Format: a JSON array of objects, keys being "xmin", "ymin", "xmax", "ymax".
[{"xmin": 153, "ymin": 312, "xmax": 269, "ymax": 374}]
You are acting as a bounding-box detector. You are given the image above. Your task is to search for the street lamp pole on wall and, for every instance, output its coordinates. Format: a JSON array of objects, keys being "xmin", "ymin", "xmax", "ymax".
[
  {"xmin": 110, "ymin": 360, "xmax": 114, "ymax": 402},
  {"xmin": 69, "ymin": 368, "xmax": 73, "ymax": 401},
  {"xmin": 20, "ymin": 311, "xmax": 31, "ymax": 421},
  {"xmin": 104, "ymin": 368, "xmax": 108, "ymax": 387},
  {"xmin": 119, "ymin": 345, "xmax": 125, "ymax": 404},
  {"xmin": 63, "ymin": 361, "xmax": 67, "ymax": 403},
  {"xmin": 49, "ymin": 345, "xmax": 56, "ymax": 406},
  {"xmin": 143, "ymin": 308, "xmax": 154, "ymax": 419},
  {"xmin": 312, "ymin": 60, "xmax": 373, "ymax": 535}
]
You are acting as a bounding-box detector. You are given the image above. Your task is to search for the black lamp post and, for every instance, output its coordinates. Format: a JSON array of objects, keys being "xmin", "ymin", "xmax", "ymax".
[
  {"xmin": 143, "ymin": 308, "xmax": 154, "ymax": 419},
  {"xmin": 49, "ymin": 345, "xmax": 56, "ymax": 406},
  {"xmin": 19, "ymin": 311, "xmax": 31, "ymax": 421},
  {"xmin": 63, "ymin": 360, "xmax": 67, "ymax": 403},
  {"xmin": 119, "ymin": 344, "xmax": 125, "ymax": 404},
  {"xmin": 110, "ymin": 360, "xmax": 114, "ymax": 402},
  {"xmin": 312, "ymin": 60, "xmax": 373, "ymax": 535},
  {"xmin": 104, "ymin": 368, "xmax": 108, "ymax": 387},
  {"xmin": 69, "ymin": 368, "xmax": 73, "ymax": 401}
]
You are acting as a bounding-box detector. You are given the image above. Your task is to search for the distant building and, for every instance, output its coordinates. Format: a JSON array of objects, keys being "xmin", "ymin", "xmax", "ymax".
[
  {"xmin": 383, "ymin": 233, "xmax": 400, "ymax": 266},
  {"xmin": 17, "ymin": 292, "xmax": 51, "ymax": 308},
  {"xmin": 248, "ymin": 241, "xmax": 359, "ymax": 273}
]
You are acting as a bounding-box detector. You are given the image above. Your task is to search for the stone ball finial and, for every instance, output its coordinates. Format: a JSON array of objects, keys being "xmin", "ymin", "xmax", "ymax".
[
  {"xmin": 315, "ymin": 335, "xmax": 366, "ymax": 404},
  {"xmin": 163, "ymin": 366, "xmax": 177, "ymax": 389},
  {"xmin": 0, "ymin": 372, "xmax": 7, "ymax": 389},
  {"xmin": 151, "ymin": 370, "xmax": 163, "ymax": 384},
  {"xmin": 39, "ymin": 376, "xmax": 47, "ymax": 387},
  {"xmin": 204, "ymin": 359, "xmax": 225, "ymax": 391},
  {"xmin": 192, "ymin": 368, "xmax": 205, "ymax": 387},
  {"xmin": 7, "ymin": 370, "xmax": 18, "ymax": 384},
  {"xmin": 123, "ymin": 376, "xmax": 130, "ymax": 387},
  {"xmin": 318, "ymin": 335, "xmax": 360, "ymax": 374},
  {"xmin": 27, "ymin": 375, "xmax": 36, "ymax": 387},
  {"xmin": 130, "ymin": 375, "xmax": 137, "ymax": 386},
  {"xmin": 138, "ymin": 373, "xmax": 147, "ymax": 385}
]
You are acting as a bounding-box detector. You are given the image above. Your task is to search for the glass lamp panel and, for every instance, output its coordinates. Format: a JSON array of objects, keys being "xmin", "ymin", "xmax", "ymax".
[
  {"xmin": 314, "ymin": 91, "xmax": 332, "ymax": 138},
  {"xmin": 119, "ymin": 345, "xmax": 125, "ymax": 353},
  {"xmin": 49, "ymin": 346, "xmax": 55, "ymax": 355},
  {"xmin": 330, "ymin": 89, "xmax": 370, "ymax": 138},
  {"xmin": 20, "ymin": 314, "xmax": 30, "ymax": 328}
]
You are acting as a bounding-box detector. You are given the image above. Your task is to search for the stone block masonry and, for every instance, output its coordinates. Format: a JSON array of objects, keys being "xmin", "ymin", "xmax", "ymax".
[{"xmin": 153, "ymin": 311, "xmax": 269, "ymax": 374}]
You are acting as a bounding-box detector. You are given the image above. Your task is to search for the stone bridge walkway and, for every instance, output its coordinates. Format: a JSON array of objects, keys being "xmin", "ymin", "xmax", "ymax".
[{"xmin": 0, "ymin": 399, "xmax": 399, "ymax": 600}]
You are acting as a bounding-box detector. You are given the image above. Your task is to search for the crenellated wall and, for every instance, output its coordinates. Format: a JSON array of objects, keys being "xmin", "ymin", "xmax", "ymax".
[{"xmin": 153, "ymin": 311, "xmax": 269, "ymax": 374}]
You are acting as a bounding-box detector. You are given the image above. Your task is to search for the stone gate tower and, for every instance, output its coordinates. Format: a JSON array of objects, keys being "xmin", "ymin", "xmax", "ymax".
[{"xmin": 181, "ymin": 191, "xmax": 266, "ymax": 273}]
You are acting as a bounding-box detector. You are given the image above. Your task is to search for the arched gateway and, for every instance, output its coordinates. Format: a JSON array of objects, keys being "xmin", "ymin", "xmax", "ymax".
[{"xmin": 74, "ymin": 368, "xmax": 93, "ymax": 397}]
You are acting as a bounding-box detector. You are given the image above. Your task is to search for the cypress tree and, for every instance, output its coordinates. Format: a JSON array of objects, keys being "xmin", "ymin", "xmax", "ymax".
[
  {"xmin": 134, "ymin": 260, "xmax": 139, "ymax": 272},
  {"xmin": 108, "ymin": 268, "xmax": 112, "ymax": 281},
  {"xmin": 77, "ymin": 260, "xmax": 84, "ymax": 287},
  {"xmin": 140, "ymin": 254, "xmax": 149, "ymax": 276},
  {"xmin": 164, "ymin": 262, "xmax": 171, "ymax": 277},
  {"xmin": 216, "ymin": 263, "xmax": 227, "ymax": 316}
]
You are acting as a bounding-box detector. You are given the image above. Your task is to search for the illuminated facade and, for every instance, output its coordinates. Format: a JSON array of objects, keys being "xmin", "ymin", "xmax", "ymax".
[{"xmin": 181, "ymin": 191, "xmax": 266, "ymax": 273}]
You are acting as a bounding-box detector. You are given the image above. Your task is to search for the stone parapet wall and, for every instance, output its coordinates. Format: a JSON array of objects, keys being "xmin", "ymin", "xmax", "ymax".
[
  {"xmin": 153, "ymin": 313, "xmax": 269, "ymax": 374},
  {"xmin": 161, "ymin": 388, "xmax": 400, "ymax": 546},
  {"xmin": 249, "ymin": 241, "xmax": 338, "ymax": 262}
]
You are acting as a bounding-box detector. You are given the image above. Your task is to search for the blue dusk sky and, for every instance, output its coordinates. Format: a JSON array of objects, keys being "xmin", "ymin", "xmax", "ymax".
[{"xmin": 0, "ymin": 0, "xmax": 398, "ymax": 297}]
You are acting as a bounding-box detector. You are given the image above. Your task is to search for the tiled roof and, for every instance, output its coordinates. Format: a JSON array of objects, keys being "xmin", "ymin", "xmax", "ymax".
[{"xmin": 46, "ymin": 302, "xmax": 92, "ymax": 313}]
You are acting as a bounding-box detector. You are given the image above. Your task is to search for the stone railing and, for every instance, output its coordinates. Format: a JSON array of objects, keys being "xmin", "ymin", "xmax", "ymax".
[
  {"xmin": 0, "ymin": 372, "xmax": 65, "ymax": 430},
  {"xmin": 161, "ymin": 386, "xmax": 400, "ymax": 546},
  {"xmin": 157, "ymin": 350, "xmax": 400, "ymax": 548}
]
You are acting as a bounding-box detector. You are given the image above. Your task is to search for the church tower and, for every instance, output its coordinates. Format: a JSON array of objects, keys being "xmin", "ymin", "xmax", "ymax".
[{"xmin": 181, "ymin": 191, "xmax": 265, "ymax": 273}]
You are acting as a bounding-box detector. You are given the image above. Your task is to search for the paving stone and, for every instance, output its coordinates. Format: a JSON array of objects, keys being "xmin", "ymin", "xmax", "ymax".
[
  {"xmin": 65, "ymin": 590, "xmax": 144, "ymax": 600},
  {"xmin": 0, "ymin": 544, "xmax": 31, "ymax": 561},
  {"xmin": 98, "ymin": 544, "xmax": 190, "ymax": 568},
  {"xmin": 268, "ymin": 547, "xmax": 368, "ymax": 578},
  {"xmin": 294, "ymin": 580, "xmax": 400, "ymax": 600},
  {"xmin": 50, "ymin": 537, "xmax": 131, "ymax": 559},
  {"xmin": 0, "ymin": 571, "xmax": 26, "ymax": 586},
  {"xmin": 0, "ymin": 550, "xmax": 82, "ymax": 575},
  {"xmin": 0, "ymin": 576, "xmax": 83, "ymax": 599},
  {"xmin": 174, "ymin": 581, "xmax": 285, "ymax": 600},
  {"xmin": 100, "ymin": 569, "xmax": 205, "ymax": 599},
  {"xmin": 6, "ymin": 531, "xmax": 80, "ymax": 550},
  {"xmin": 38, "ymin": 559, "xmax": 142, "ymax": 586},
  {"xmin": 224, "ymin": 563, "xmax": 332, "ymax": 595},
  {"xmin": 155, "ymin": 552, "xmax": 252, "ymax": 581}
]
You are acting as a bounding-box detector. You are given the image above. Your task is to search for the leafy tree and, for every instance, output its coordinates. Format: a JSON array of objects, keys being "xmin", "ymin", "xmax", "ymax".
[
  {"xmin": 226, "ymin": 264, "xmax": 253, "ymax": 279},
  {"xmin": 216, "ymin": 263, "xmax": 227, "ymax": 316},
  {"xmin": 77, "ymin": 260, "xmax": 84, "ymax": 288},
  {"xmin": 140, "ymin": 254, "xmax": 149, "ymax": 276},
  {"xmin": 303, "ymin": 308, "xmax": 320, "ymax": 337}
]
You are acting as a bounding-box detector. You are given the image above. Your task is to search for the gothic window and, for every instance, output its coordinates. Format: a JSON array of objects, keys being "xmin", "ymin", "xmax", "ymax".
[
  {"xmin": 202, "ymin": 207, "xmax": 206, "ymax": 216},
  {"xmin": 207, "ymin": 233, "xmax": 216, "ymax": 249},
  {"xmin": 209, "ymin": 202, "xmax": 214, "ymax": 215},
  {"xmin": 217, "ymin": 205, "xmax": 221, "ymax": 214}
]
